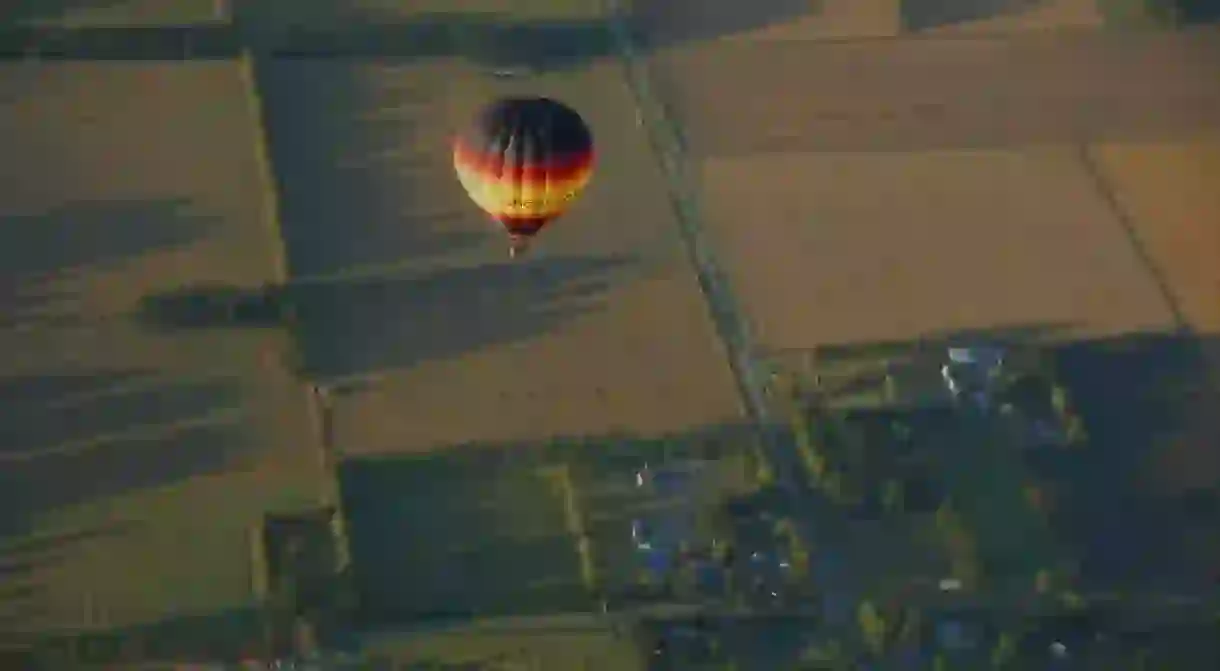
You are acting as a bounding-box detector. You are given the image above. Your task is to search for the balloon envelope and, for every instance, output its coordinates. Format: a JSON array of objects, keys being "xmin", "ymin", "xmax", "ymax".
[{"xmin": 453, "ymin": 97, "xmax": 594, "ymax": 240}]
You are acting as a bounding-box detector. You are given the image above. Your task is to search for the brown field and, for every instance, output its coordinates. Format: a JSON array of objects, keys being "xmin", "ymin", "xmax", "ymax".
[
  {"xmin": 643, "ymin": 24, "xmax": 1220, "ymax": 347},
  {"xmin": 908, "ymin": 0, "xmax": 1104, "ymax": 34},
  {"xmin": 254, "ymin": 54, "xmax": 746, "ymax": 455},
  {"xmin": 648, "ymin": 28, "xmax": 1220, "ymax": 157},
  {"xmin": 0, "ymin": 61, "xmax": 330, "ymax": 634},
  {"xmin": 694, "ymin": 148, "xmax": 1176, "ymax": 348}
]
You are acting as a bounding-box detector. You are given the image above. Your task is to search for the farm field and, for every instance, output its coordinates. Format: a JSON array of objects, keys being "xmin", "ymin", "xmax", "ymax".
[
  {"xmin": 0, "ymin": 60, "xmax": 331, "ymax": 642},
  {"xmin": 1086, "ymin": 133, "xmax": 1220, "ymax": 489},
  {"xmin": 252, "ymin": 50, "xmax": 745, "ymax": 453},
  {"xmin": 644, "ymin": 27, "xmax": 1220, "ymax": 346},
  {"xmin": 1090, "ymin": 132, "xmax": 1220, "ymax": 336},
  {"xmin": 2, "ymin": 0, "xmax": 1218, "ymax": 667},
  {"xmin": 338, "ymin": 426, "xmax": 765, "ymax": 621},
  {"xmin": 639, "ymin": 14, "xmax": 1220, "ymax": 548},
  {"xmin": 620, "ymin": 4, "xmax": 1220, "ymax": 663}
]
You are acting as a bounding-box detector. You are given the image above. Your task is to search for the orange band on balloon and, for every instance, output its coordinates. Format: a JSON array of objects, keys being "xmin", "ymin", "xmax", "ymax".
[
  {"xmin": 453, "ymin": 139, "xmax": 595, "ymax": 184},
  {"xmin": 454, "ymin": 145, "xmax": 594, "ymax": 223}
]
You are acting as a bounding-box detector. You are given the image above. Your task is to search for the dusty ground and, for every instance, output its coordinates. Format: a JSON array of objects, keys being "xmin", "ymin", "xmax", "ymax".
[
  {"xmin": 0, "ymin": 61, "xmax": 330, "ymax": 634},
  {"xmin": 693, "ymin": 147, "xmax": 1177, "ymax": 347}
]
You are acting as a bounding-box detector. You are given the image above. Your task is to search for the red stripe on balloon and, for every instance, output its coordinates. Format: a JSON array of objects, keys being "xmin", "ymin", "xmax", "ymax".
[{"xmin": 452, "ymin": 139, "xmax": 594, "ymax": 183}]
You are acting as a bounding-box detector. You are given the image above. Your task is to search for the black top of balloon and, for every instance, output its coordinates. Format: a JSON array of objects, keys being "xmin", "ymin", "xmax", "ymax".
[{"xmin": 463, "ymin": 97, "xmax": 592, "ymax": 156}]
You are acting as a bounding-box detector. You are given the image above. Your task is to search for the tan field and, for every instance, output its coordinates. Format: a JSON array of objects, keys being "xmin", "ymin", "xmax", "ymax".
[
  {"xmin": 694, "ymin": 148, "xmax": 1177, "ymax": 347},
  {"xmin": 642, "ymin": 13, "xmax": 1220, "ymax": 490},
  {"xmin": 645, "ymin": 27, "xmax": 1220, "ymax": 348},
  {"xmin": 0, "ymin": 61, "xmax": 331, "ymax": 634},
  {"xmin": 1090, "ymin": 133, "xmax": 1220, "ymax": 335},
  {"xmin": 254, "ymin": 56, "xmax": 746, "ymax": 455}
]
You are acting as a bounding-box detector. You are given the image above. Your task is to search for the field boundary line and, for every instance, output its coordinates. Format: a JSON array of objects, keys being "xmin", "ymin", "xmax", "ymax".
[
  {"xmin": 1075, "ymin": 143, "xmax": 1189, "ymax": 331},
  {"xmin": 236, "ymin": 49, "xmax": 288, "ymax": 284},
  {"xmin": 236, "ymin": 33, "xmax": 352, "ymax": 605},
  {"xmin": 602, "ymin": 2, "xmax": 773, "ymax": 440}
]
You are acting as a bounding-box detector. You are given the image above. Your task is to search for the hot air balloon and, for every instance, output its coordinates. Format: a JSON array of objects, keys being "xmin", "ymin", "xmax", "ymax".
[{"xmin": 453, "ymin": 97, "xmax": 594, "ymax": 257}]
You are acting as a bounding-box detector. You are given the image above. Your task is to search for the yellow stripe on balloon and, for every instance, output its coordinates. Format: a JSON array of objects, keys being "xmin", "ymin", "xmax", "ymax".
[{"xmin": 454, "ymin": 163, "xmax": 593, "ymax": 220}]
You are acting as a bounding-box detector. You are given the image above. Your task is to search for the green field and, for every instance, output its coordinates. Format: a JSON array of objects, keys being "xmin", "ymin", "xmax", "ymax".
[{"xmin": 337, "ymin": 426, "xmax": 768, "ymax": 623}]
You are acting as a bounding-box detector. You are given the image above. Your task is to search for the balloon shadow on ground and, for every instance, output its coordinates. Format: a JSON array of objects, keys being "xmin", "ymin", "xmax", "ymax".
[
  {"xmin": 292, "ymin": 254, "xmax": 637, "ymax": 383},
  {"xmin": 254, "ymin": 58, "xmax": 484, "ymax": 279},
  {"xmin": 1170, "ymin": 0, "xmax": 1220, "ymax": 23},
  {"xmin": 899, "ymin": 0, "xmax": 1047, "ymax": 32},
  {"xmin": 0, "ymin": 199, "xmax": 217, "ymax": 330},
  {"xmin": 0, "ymin": 370, "xmax": 253, "ymax": 536},
  {"xmin": 136, "ymin": 254, "xmax": 638, "ymax": 383},
  {"xmin": 622, "ymin": 0, "xmax": 819, "ymax": 47},
  {"xmin": 1102, "ymin": 0, "xmax": 1220, "ymax": 25}
]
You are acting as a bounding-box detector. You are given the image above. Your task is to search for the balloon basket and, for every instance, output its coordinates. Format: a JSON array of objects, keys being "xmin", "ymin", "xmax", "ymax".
[{"xmin": 508, "ymin": 235, "xmax": 530, "ymax": 259}]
